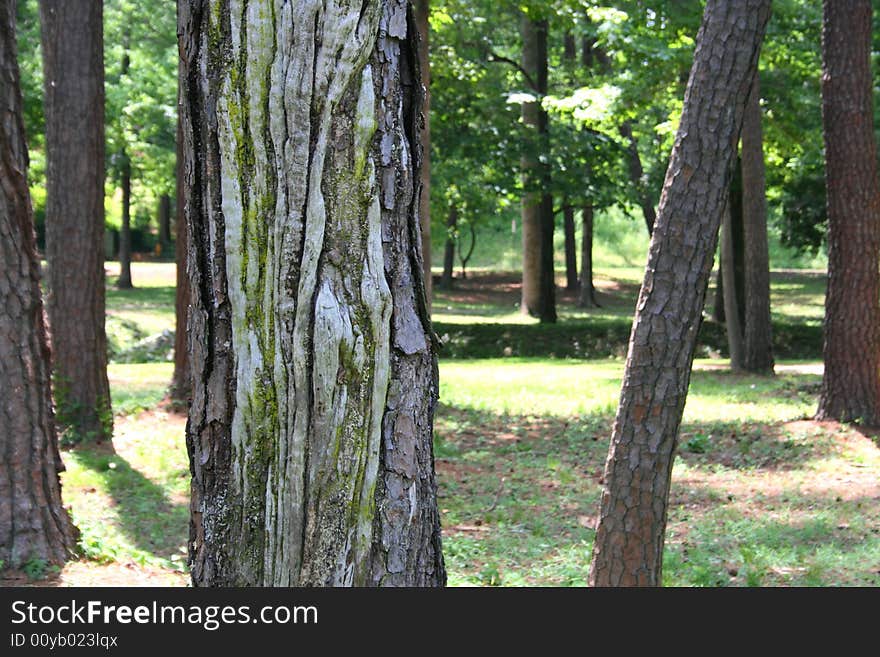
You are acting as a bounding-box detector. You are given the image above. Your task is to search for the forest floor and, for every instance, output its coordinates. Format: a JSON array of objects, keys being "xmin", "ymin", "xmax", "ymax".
[{"xmin": 5, "ymin": 263, "xmax": 878, "ymax": 587}]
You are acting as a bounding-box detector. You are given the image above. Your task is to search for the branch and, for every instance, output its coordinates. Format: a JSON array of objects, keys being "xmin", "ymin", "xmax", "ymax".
[{"xmin": 486, "ymin": 50, "xmax": 539, "ymax": 93}]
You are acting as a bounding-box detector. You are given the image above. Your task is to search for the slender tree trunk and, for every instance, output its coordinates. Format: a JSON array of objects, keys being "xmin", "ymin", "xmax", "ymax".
[
  {"xmin": 171, "ymin": 82, "xmax": 190, "ymax": 405},
  {"xmin": 520, "ymin": 15, "xmax": 556, "ymax": 323},
  {"xmin": 578, "ymin": 205, "xmax": 599, "ymax": 308},
  {"xmin": 440, "ymin": 204, "xmax": 456, "ymax": 289},
  {"xmin": 589, "ymin": 0, "xmax": 771, "ymax": 587},
  {"xmin": 740, "ymin": 74, "xmax": 774, "ymax": 374},
  {"xmin": 158, "ymin": 193, "xmax": 172, "ymax": 251},
  {"xmin": 713, "ymin": 265, "xmax": 724, "ymax": 323},
  {"xmin": 116, "ymin": 157, "xmax": 133, "ymax": 288},
  {"xmin": 181, "ymin": 0, "xmax": 444, "ymax": 586},
  {"xmin": 414, "ymin": 0, "xmax": 431, "ymax": 311},
  {"xmin": 816, "ymin": 0, "xmax": 880, "ymax": 425},
  {"xmin": 0, "ymin": 0, "xmax": 76, "ymax": 568},
  {"xmin": 619, "ymin": 121, "xmax": 657, "ymax": 236},
  {"xmin": 563, "ymin": 204, "xmax": 578, "ymax": 291},
  {"xmin": 721, "ymin": 201, "xmax": 744, "ymax": 370},
  {"xmin": 39, "ymin": 0, "xmax": 112, "ymax": 442}
]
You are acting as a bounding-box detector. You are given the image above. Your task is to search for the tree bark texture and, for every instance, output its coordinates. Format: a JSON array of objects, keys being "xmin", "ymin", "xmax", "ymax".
[
  {"xmin": 589, "ymin": 0, "xmax": 771, "ymax": 587},
  {"xmin": 816, "ymin": 0, "xmax": 880, "ymax": 425},
  {"xmin": 520, "ymin": 15, "xmax": 555, "ymax": 323},
  {"xmin": 0, "ymin": 0, "xmax": 76, "ymax": 567},
  {"xmin": 414, "ymin": 0, "xmax": 431, "ymax": 311},
  {"xmin": 171, "ymin": 80, "xmax": 191, "ymax": 405},
  {"xmin": 563, "ymin": 205, "xmax": 578, "ymax": 291},
  {"xmin": 578, "ymin": 205, "xmax": 598, "ymax": 308},
  {"xmin": 740, "ymin": 74, "xmax": 774, "ymax": 374},
  {"xmin": 181, "ymin": 0, "xmax": 444, "ymax": 586},
  {"xmin": 39, "ymin": 0, "xmax": 112, "ymax": 442}
]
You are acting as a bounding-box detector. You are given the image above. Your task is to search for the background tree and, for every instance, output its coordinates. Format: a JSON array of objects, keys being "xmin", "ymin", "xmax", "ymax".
[
  {"xmin": 589, "ymin": 0, "xmax": 772, "ymax": 587},
  {"xmin": 39, "ymin": 0, "xmax": 112, "ymax": 442},
  {"xmin": 815, "ymin": 0, "xmax": 880, "ymax": 425},
  {"xmin": 182, "ymin": 0, "xmax": 444, "ymax": 586},
  {"xmin": 0, "ymin": 0, "xmax": 76, "ymax": 568}
]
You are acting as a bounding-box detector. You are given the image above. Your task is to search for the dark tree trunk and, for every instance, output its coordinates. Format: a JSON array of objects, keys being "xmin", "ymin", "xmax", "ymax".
[
  {"xmin": 563, "ymin": 205, "xmax": 578, "ymax": 291},
  {"xmin": 158, "ymin": 193, "xmax": 172, "ymax": 250},
  {"xmin": 440, "ymin": 204, "xmax": 456, "ymax": 289},
  {"xmin": 520, "ymin": 15, "xmax": 556, "ymax": 323},
  {"xmin": 740, "ymin": 74, "xmax": 774, "ymax": 374},
  {"xmin": 721, "ymin": 201, "xmax": 744, "ymax": 370},
  {"xmin": 414, "ymin": 0, "xmax": 431, "ymax": 311},
  {"xmin": 713, "ymin": 160, "xmax": 746, "ymax": 327},
  {"xmin": 171, "ymin": 81, "xmax": 190, "ymax": 406},
  {"xmin": 116, "ymin": 157, "xmax": 133, "ymax": 289},
  {"xmin": 0, "ymin": 0, "xmax": 76, "ymax": 568},
  {"xmin": 816, "ymin": 0, "xmax": 880, "ymax": 425},
  {"xmin": 39, "ymin": 0, "xmax": 112, "ymax": 442},
  {"xmin": 181, "ymin": 0, "xmax": 444, "ymax": 586},
  {"xmin": 589, "ymin": 0, "xmax": 771, "ymax": 587},
  {"xmin": 619, "ymin": 121, "xmax": 657, "ymax": 236},
  {"xmin": 713, "ymin": 264, "xmax": 724, "ymax": 323},
  {"xmin": 578, "ymin": 205, "xmax": 599, "ymax": 308}
]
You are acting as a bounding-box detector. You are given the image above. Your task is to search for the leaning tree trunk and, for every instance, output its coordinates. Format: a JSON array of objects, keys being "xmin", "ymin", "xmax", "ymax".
[
  {"xmin": 0, "ymin": 0, "xmax": 76, "ymax": 568},
  {"xmin": 520, "ymin": 15, "xmax": 556, "ymax": 323},
  {"xmin": 816, "ymin": 0, "xmax": 880, "ymax": 425},
  {"xmin": 589, "ymin": 0, "xmax": 771, "ymax": 587},
  {"xmin": 181, "ymin": 0, "xmax": 444, "ymax": 587},
  {"xmin": 39, "ymin": 0, "xmax": 112, "ymax": 442},
  {"xmin": 740, "ymin": 73, "xmax": 774, "ymax": 374}
]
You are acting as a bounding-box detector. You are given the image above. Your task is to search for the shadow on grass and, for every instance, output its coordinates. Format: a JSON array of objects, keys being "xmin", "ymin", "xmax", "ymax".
[{"xmin": 69, "ymin": 448, "xmax": 188, "ymax": 563}]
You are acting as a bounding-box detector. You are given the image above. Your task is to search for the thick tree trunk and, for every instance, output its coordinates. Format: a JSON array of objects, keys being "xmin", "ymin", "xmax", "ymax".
[
  {"xmin": 0, "ymin": 0, "xmax": 76, "ymax": 568},
  {"xmin": 578, "ymin": 205, "xmax": 599, "ymax": 308},
  {"xmin": 171, "ymin": 84, "xmax": 190, "ymax": 405},
  {"xmin": 181, "ymin": 0, "xmax": 444, "ymax": 587},
  {"xmin": 116, "ymin": 157, "xmax": 133, "ymax": 289},
  {"xmin": 563, "ymin": 205, "xmax": 578, "ymax": 291},
  {"xmin": 816, "ymin": 0, "xmax": 880, "ymax": 425},
  {"xmin": 721, "ymin": 202, "xmax": 744, "ymax": 370},
  {"xmin": 159, "ymin": 193, "xmax": 172, "ymax": 250},
  {"xmin": 589, "ymin": 0, "xmax": 771, "ymax": 587},
  {"xmin": 619, "ymin": 121, "xmax": 657, "ymax": 236},
  {"xmin": 520, "ymin": 15, "xmax": 556, "ymax": 323},
  {"xmin": 414, "ymin": 0, "xmax": 431, "ymax": 311},
  {"xmin": 740, "ymin": 74, "xmax": 774, "ymax": 374},
  {"xmin": 39, "ymin": 0, "xmax": 112, "ymax": 442},
  {"xmin": 440, "ymin": 204, "xmax": 456, "ymax": 289}
]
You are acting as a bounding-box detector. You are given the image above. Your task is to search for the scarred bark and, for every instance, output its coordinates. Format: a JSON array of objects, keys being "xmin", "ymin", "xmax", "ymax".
[
  {"xmin": 816, "ymin": 0, "xmax": 880, "ymax": 425},
  {"xmin": 589, "ymin": 0, "xmax": 771, "ymax": 587},
  {"xmin": 740, "ymin": 74, "xmax": 774, "ymax": 374},
  {"xmin": 39, "ymin": 0, "xmax": 111, "ymax": 442},
  {"xmin": 182, "ymin": 0, "xmax": 444, "ymax": 586},
  {"xmin": 0, "ymin": 0, "xmax": 76, "ymax": 567}
]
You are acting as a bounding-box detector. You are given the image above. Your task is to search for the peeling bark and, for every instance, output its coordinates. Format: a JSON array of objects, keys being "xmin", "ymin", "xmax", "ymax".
[
  {"xmin": 0, "ymin": 0, "xmax": 76, "ymax": 567},
  {"xmin": 182, "ymin": 0, "xmax": 443, "ymax": 587},
  {"xmin": 589, "ymin": 0, "xmax": 771, "ymax": 587}
]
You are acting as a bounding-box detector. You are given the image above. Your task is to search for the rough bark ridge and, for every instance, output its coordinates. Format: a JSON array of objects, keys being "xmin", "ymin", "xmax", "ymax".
[
  {"xmin": 182, "ymin": 0, "xmax": 444, "ymax": 586},
  {"xmin": 740, "ymin": 74, "xmax": 774, "ymax": 374},
  {"xmin": 519, "ymin": 15, "xmax": 555, "ymax": 323},
  {"xmin": 589, "ymin": 0, "xmax": 771, "ymax": 587},
  {"xmin": 39, "ymin": 0, "xmax": 112, "ymax": 441},
  {"xmin": 815, "ymin": 0, "xmax": 880, "ymax": 426},
  {"xmin": 0, "ymin": 0, "xmax": 76, "ymax": 567}
]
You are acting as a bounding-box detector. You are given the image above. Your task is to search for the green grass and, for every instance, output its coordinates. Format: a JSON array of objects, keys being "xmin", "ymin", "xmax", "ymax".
[{"xmin": 104, "ymin": 262, "xmax": 176, "ymax": 358}]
